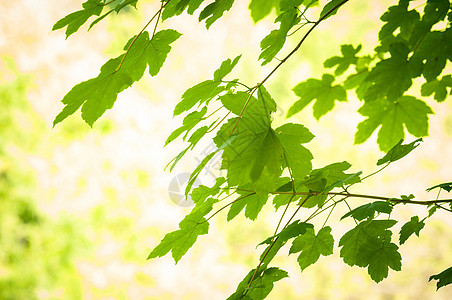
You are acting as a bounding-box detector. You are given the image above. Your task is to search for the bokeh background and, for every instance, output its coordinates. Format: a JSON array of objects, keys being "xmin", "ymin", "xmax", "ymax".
[{"xmin": 1, "ymin": 0, "xmax": 452, "ymax": 299}]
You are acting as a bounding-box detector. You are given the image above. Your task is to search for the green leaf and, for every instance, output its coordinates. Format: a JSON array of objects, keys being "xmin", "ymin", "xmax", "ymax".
[
  {"xmin": 341, "ymin": 201, "xmax": 393, "ymax": 221},
  {"xmin": 213, "ymin": 55, "xmax": 242, "ymax": 81},
  {"xmin": 355, "ymin": 97, "xmax": 433, "ymax": 151},
  {"xmin": 320, "ymin": 0, "xmax": 346, "ymax": 20},
  {"xmin": 339, "ymin": 219, "xmax": 397, "ymax": 267},
  {"xmin": 429, "ymin": 266, "xmax": 452, "ymax": 290},
  {"xmin": 356, "ymin": 237, "xmax": 402, "ymax": 282},
  {"xmin": 199, "ymin": 0, "xmax": 235, "ymax": 29},
  {"xmin": 165, "ymin": 107, "xmax": 207, "ymax": 146},
  {"xmin": 259, "ymin": 8, "xmax": 300, "ymax": 65},
  {"xmin": 191, "ymin": 177, "xmax": 226, "ymax": 204},
  {"xmin": 412, "ymin": 29, "xmax": 452, "ymax": 81},
  {"xmin": 289, "ymin": 226, "xmax": 334, "ymax": 272},
  {"xmin": 399, "ymin": 216, "xmax": 425, "ymax": 245},
  {"xmin": 259, "ymin": 221, "xmax": 313, "ymax": 245},
  {"xmin": 324, "ymin": 44, "xmax": 362, "ymax": 75},
  {"xmin": 227, "ymin": 267, "xmax": 288, "ymax": 300},
  {"xmin": 426, "ymin": 182, "xmax": 452, "ymax": 193},
  {"xmin": 147, "ymin": 198, "xmax": 216, "ymax": 263},
  {"xmin": 52, "ymin": 0, "xmax": 103, "ymax": 38},
  {"xmin": 364, "ymin": 43, "xmax": 418, "ymax": 102},
  {"xmin": 54, "ymin": 30, "xmax": 181, "ymax": 126},
  {"xmin": 248, "ymin": 0, "xmax": 279, "ymax": 23},
  {"xmin": 162, "ymin": 0, "xmax": 205, "ymax": 19},
  {"xmin": 378, "ymin": 1, "xmax": 420, "ymax": 48},
  {"xmin": 421, "ymin": 75, "xmax": 452, "ymax": 102},
  {"xmin": 227, "ymin": 191, "xmax": 268, "ymax": 221},
  {"xmin": 288, "ymin": 74, "xmax": 347, "ymax": 119},
  {"xmin": 275, "ymin": 123, "xmax": 314, "ymax": 180},
  {"xmin": 376, "ymin": 138, "xmax": 423, "ymax": 166}
]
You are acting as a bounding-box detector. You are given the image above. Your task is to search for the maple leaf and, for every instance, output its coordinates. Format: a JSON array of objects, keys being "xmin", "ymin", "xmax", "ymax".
[
  {"xmin": 429, "ymin": 266, "xmax": 452, "ymax": 290},
  {"xmin": 339, "ymin": 219, "xmax": 397, "ymax": 267},
  {"xmin": 376, "ymin": 138, "xmax": 423, "ymax": 166},
  {"xmin": 356, "ymin": 237, "xmax": 402, "ymax": 282},
  {"xmin": 324, "ymin": 44, "xmax": 362, "ymax": 75},
  {"xmin": 421, "ymin": 75, "xmax": 452, "ymax": 102},
  {"xmin": 227, "ymin": 191, "xmax": 268, "ymax": 221},
  {"xmin": 288, "ymin": 74, "xmax": 347, "ymax": 119},
  {"xmin": 364, "ymin": 43, "xmax": 420, "ymax": 102},
  {"xmin": 320, "ymin": 0, "xmax": 346, "ymax": 20},
  {"xmin": 54, "ymin": 30, "xmax": 181, "ymax": 127},
  {"xmin": 289, "ymin": 226, "xmax": 334, "ymax": 272},
  {"xmin": 89, "ymin": 0, "xmax": 138, "ymax": 30},
  {"xmin": 248, "ymin": 0, "xmax": 279, "ymax": 23},
  {"xmin": 355, "ymin": 96, "xmax": 433, "ymax": 151},
  {"xmin": 147, "ymin": 197, "xmax": 216, "ymax": 263},
  {"xmin": 52, "ymin": 0, "xmax": 103, "ymax": 38},
  {"xmin": 199, "ymin": 0, "xmax": 235, "ymax": 29},
  {"xmin": 173, "ymin": 55, "xmax": 241, "ymax": 115},
  {"xmin": 341, "ymin": 201, "xmax": 393, "ymax": 221},
  {"xmin": 162, "ymin": 0, "xmax": 205, "ymax": 20},
  {"xmin": 399, "ymin": 216, "xmax": 425, "ymax": 245}
]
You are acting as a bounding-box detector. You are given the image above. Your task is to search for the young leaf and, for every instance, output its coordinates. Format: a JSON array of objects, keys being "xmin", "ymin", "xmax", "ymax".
[
  {"xmin": 429, "ymin": 266, "xmax": 452, "ymax": 290},
  {"xmin": 199, "ymin": 0, "xmax": 235, "ymax": 29},
  {"xmin": 191, "ymin": 177, "xmax": 226, "ymax": 204},
  {"xmin": 355, "ymin": 97, "xmax": 432, "ymax": 151},
  {"xmin": 324, "ymin": 44, "xmax": 362, "ymax": 76},
  {"xmin": 52, "ymin": 0, "xmax": 103, "ymax": 38},
  {"xmin": 213, "ymin": 55, "xmax": 242, "ymax": 81},
  {"xmin": 341, "ymin": 201, "xmax": 393, "ymax": 221},
  {"xmin": 356, "ymin": 237, "xmax": 402, "ymax": 283},
  {"xmin": 426, "ymin": 182, "xmax": 452, "ymax": 193},
  {"xmin": 165, "ymin": 107, "xmax": 207, "ymax": 146},
  {"xmin": 399, "ymin": 216, "xmax": 425, "ymax": 245},
  {"xmin": 288, "ymin": 74, "xmax": 347, "ymax": 119},
  {"xmin": 147, "ymin": 198, "xmax": 216, "ymax": 263},
  {"xmin": 376, "ymin": 138, "xmax": 423, "ymax": 166},
  {"xmin": 227, "ymin": 191, "xmax": 268, "ymax": 221},
  {"xmin": 289, "ymin": 226, "xmax": 334, "ymax": 272}
]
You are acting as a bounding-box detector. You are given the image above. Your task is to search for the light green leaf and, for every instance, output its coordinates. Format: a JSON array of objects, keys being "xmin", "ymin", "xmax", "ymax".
[
  {"xmin": 147, "ymin": 198, "xmax": 216, "ymax": 263},
  {"xmin": 355, "ymin": 97, "xmax": 433, "ymax": 151},
  {"xmin": 248, "ymin": 0, "xmax": 279, "ymax": 23},
  {"xmin": 324, "ymin": 44, "xmax": 362, "ymax": 75},
  {"xmin": 288, "ymin": 74, "xmax": 347, "ymax": 119},
  {"xmin": 213, "ymin": 55, "xmax": 242, "ymax": 81},
  {"xmin": 376, "ymin": 138, "xmax": 423, "ymax": 166},
  {"xmin": 289, "ymin": 226, "xmax": 334, "ymax": 272},
  {"xmin": 52, "ymin": 0, "xmax": 103, "ymax": 38},
  {"xmin": 421, "ymin": 75, "xmax": 452, "ymax": 102},
  {"xmin": 227, "ymin": 191, "xmax": 268, "ymax": 221},
  {"xmin": 399, "ymin": 216, "xmax": 425, "ymax": 245}
]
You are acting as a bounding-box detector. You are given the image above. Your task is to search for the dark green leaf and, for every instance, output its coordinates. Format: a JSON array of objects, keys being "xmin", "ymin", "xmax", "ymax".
[
  {"xmin": 52, "ymin": 0, "xmax": 103, "ymax": 38},
  {"xmin": 429, "ymin": 266, "xmax": 452, "ymax": 290},
  {"xmin": 355, "ymin": 97, "xmax": 432, "ymax": 151},
  {"xmin": 399, "ymin": 216, "xmax": 425, "ymax": 245},
  {"xmin": 356, "ymin": 237, "xmax": 402, "ymax": 282},
  {"xmin": 199, "ymin": 0, "xmax": 235, "ymax": 29},
  {"xmin": 320, "ymin": 0, "xmax": 346, "ymax": 20},
  {"xmin": 364, "ymin": 43, "xmax": 418, "ymax": 102},
  {"xmin": 426, "ymin": 182, "xmax": 452, "ymax": 193},
  {"xmin": 341, "ymin": 201, "xmax": 393, "ymax": 221},
  {"xmin": 324, "ymin": 44, "xmax": 361, "ymax": 75},
  {"xmin": 376, "ymin": 138, "xmax": 423, "ymax": 166},
  {"xmin": 288, "ymin": 74, "xmax": 347, "ymax": 119},
  {"xmin": 339, "ymin": 219, "xmax": 397, "ymax": 267},
  {"xmin": 289, "ymin": 226, "xmax": 334, "ymax": 271}
]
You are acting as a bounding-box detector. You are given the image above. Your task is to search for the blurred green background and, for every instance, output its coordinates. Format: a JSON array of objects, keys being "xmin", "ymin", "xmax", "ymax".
[{"xmin": 0, "ymin": 0, "xmax": 451, "ymax": 299}]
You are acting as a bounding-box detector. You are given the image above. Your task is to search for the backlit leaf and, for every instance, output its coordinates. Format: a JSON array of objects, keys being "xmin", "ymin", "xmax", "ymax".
[{"xmin": 399, "ymin": 216, "xmax": 425, "ymax": 245}]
